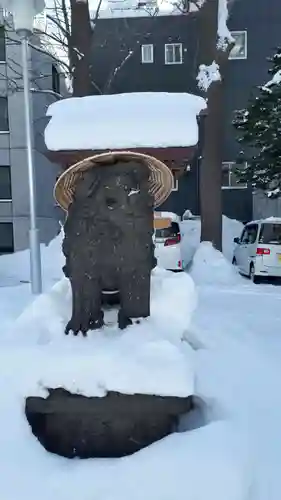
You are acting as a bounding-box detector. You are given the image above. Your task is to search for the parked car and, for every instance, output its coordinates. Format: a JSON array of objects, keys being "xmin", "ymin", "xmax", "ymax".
[
  {"xmin": 154, "ymin": 212, "xmax": 184, "ymax": 271},
  {"xmin": 232, "ymin": 218, "xmax": 281, "ymax": 282}
]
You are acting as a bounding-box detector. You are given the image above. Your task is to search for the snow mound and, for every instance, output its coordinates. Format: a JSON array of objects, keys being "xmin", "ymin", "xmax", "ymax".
[
  {"xmin": 45, "ymin": 92, "xmax": 206, "ymax": 151},
  {"xmin": 0, "ymin": 231, "xmax": 64, "ymax": 286},
  {"xmin": 264, "ymin": 216, "xmax": 281, "ymax": 223},
  {"xmin": 189, "ymin": 242, "xmax": 242, "ymax": 286},
  {"xmin": 3, "ymin": 268, "xmax": 196, "ymax": 398},
  {"xmin": 181, "ymin": 215, "xmax": 244, "ymax": 265}
]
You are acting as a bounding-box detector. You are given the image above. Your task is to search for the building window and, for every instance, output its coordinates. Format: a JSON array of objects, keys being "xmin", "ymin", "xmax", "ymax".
[
  {"xmin": 165, "ymin": 43, "xmax": 183, "ymax": 65},
  {"xmin": 229, "ymin": 31, "xmax": 247, "ymax": 60},
  {"xmin": 172, "ymin": 172, "xmax": 179, "ymax": 191},
  {"xmin": 0, "ymin": 97, "xmax": 9, "ymax": 132},
  {"xmin": 0, "ymin": 166, "xmax": 11, "ymax": 200},
  {"xmin": 0, "ymin": 26, "xmax": 6, "ymax": 62},
  {"xmin": 222, "ymin": 162, "xmax": 247, "ymax": 189},
  {"xmin": 141, "ymin": 44, "xmax": 154, "ymax": 63},
  {"xmin": 0, "ymin": 222, "xmax": 14, "ymax": 254},
  {"xmin": 52, "ymin": 64, "xmax": 60, "ymax": 94}
]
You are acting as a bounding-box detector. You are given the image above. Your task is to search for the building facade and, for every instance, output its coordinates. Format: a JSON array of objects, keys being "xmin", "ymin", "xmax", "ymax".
[
  {"xmin": 89, "ymin": 0, "xmax": 281, "ymax": 222},
  {"xmin": 0, "ymin": 11, "xmax": 61, "ymax": 253}
]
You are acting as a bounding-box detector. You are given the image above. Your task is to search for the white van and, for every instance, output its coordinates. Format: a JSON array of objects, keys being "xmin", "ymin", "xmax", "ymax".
[
  {"xmin": 154, "ymin": 212, "xmax": 184, "ymax": 271},
  {"xmin": 232, "ymin": 218, "xmax": 281, "ymax": 282}
]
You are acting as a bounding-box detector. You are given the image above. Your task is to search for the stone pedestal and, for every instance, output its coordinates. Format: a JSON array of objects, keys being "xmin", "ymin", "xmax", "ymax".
[{"xmin": 25, "ymin": 388, "xmax": 193, "ymax": 458}]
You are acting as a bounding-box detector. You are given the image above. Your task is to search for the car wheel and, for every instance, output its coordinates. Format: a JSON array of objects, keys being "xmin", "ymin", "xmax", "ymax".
[
  {"xmin": 250, "ymin": 264, "xmax": 260, "ymax": 284},
  {"xmin": 232, "ymin": 257, "xmax": 237, "ymax": 266}
]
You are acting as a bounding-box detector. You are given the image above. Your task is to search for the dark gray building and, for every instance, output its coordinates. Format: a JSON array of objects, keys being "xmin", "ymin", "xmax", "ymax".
[
  {"xmin": 89, "ymin": 0, "xmax": 281, "ymax": 222},
  {"xmin": 0, "ymin": 10, "xmax": 61, "ymax": 253}
]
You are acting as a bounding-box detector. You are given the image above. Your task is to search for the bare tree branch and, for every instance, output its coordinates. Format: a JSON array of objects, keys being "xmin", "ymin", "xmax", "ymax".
[
  {"xmin": 2, "ymin": 0, "xmax": 171, "ymax": 98},
  {"xmin": 30, "ymin": 87, "xmax": 63, "ymax": 99}
]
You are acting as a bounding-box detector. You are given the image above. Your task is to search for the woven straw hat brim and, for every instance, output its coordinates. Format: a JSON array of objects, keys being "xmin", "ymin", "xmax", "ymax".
[{"xmin": 54, "ymin": 150, "xmax": 174, "ymax": 211}]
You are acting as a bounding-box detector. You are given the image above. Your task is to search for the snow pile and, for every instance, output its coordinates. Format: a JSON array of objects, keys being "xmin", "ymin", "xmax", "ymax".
[
  {"xmin": 45, "ymin": 92, "xmax": 206, "ymax": 151},
  {"xmin": 264, "ymin": 216, "xmax": 281, "ymax": 223},
  {"xmin": 3, "ymin": 268, "xmax": 196, "ymax": 398},
  {"xmin": 0, "ymin": 213, "xmax": 264, "ymax": 500},
  {"xmin": 189, "ymin": 242, "xmax": 242, "ymax": 286},
  {"xmin": 191, "ymin": 282, "xmax": 281, "ymax": 500},
  {"xmin": 0, "ymin": 403, "xmax": 251, "ymax": 500},
  {"xmin": 0, "ymin": 231, "xmax": 64, "ymax": 286},
  {"xmin": 0, "ymin": 265, "xmax": 252, "ymax": 500},
  {"xmin": 181, "ymin": 215, "xmax": 244, "ymax": 265}
]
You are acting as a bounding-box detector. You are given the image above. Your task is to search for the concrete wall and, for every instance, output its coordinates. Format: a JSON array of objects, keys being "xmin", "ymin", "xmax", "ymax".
[
  {"xmin": 1, "ymin": 16, "xmax": 61, "ymax": 252},
  {"xmin": 253, "ymin": 192, "xmax": 281, "ymax": 220}
]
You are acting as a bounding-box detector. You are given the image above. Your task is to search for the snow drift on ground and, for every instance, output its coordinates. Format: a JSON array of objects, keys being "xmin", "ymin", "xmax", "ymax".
[
  {"xmin": 189, "ymin": 242, "xmax": 242, "ymax": 285},
  {"xmin": 3, "ymin": 268, "xmax": 196, "ymax": 398},
  {"xmin": 0, "ymin": 221, "xmax": 279, "ymax": 500},
  {"xmin": 191, "ymin": 282, "xmax": 281, "ymax": 500},
  {"xmin": 0, "ymin": 266, "xmax": 252, "ymax": 500},
  {"xmin": 181, "ymin": 215, "xmax": 243, "ymax": 265},
  {"xmin": 0, "ymin": 231, "xmax": 64, "ymax": 286},
  {"xmin": 44, "ymin": 92, "xmax": 206, "ymax": 151}
]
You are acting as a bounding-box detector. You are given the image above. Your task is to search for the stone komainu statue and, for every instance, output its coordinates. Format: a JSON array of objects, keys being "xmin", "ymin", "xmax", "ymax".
[{"xmin": 62, "ymin": 159, "xmax": 156, "ymax": 334}]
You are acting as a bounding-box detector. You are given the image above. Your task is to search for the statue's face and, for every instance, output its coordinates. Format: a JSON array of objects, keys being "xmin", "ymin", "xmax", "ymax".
[{"xmin": 72, "ymin": 161, "xmax": 153, "ymax": 221}]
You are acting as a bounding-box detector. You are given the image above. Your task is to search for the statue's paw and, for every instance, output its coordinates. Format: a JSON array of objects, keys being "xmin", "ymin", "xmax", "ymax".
[
  {"xmin": 62, "ymin": 264, "xmax": 70, "ymax": 278},
  {"xmin": 65, "ymin": 319, "xmax": 87, "ymax": 337},
  {"xmin": 89, "ymin": 313, "xmax": 104, "ymax": 330},
  {"xmin": 118, "ymin": 310, "xmax": 133, "ymax": 330}
]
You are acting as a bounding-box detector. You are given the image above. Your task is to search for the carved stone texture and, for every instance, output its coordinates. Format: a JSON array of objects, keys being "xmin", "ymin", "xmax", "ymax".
[
  {"xmin": 25, "ymin": 388, "xmax": 193, "ymax": 459},
  {"xmin": 62, "ymin": 159, "xmax": 156, "ymax": 335}
]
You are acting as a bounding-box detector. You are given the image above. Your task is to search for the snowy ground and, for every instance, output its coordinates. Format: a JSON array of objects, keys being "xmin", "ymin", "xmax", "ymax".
[
  {"xmin": 190, "ymin": 281, "xmax": 281, "ymax": 500},
  {"xmin": 0, "ymin": 221, "xmax": 280, "ymax": 500}
]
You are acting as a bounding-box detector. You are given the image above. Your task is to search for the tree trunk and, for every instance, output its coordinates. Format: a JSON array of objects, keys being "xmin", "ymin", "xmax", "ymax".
[
  {"xmin": 69, "ymin": 0, "xmax": 93, "ymax": 96},
  {"xmin": 197, "ymin": 0, "xmax": 223, "ymax": 250},
  {"xmin": 199, "ymin": 80, "xmax": 224, "ymax": 248}
]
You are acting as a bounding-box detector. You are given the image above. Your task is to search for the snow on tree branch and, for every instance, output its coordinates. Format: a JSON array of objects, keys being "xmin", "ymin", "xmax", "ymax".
[
  {"xmin": 195, "ymin": 0, "xmax": 234, "ymax": 92},
  {"xmin": 262, "ymin": 69, "xmax": 281, "ymax": 92},
  {"xmin": 197, "ymin": 61, "xmax": 221, "ymax": 91},
  {"xmin": 217, "ymin": 0, "xmax": 233, "ymax": 50}
]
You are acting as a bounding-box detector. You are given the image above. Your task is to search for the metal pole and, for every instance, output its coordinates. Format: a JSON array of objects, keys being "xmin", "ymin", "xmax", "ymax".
[{"xmin": 21, "ymin": 35, "xmax": 42, "ymax": 294}]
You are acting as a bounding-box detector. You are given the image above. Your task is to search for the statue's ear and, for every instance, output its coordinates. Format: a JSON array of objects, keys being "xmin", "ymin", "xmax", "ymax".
[
  {"xmin": 134, "ymin": 163, "xmax": 150, "ymax": 189},
  {"xmin": 124, "ymin": 161, "xmax": 148, "ymax": 189}
]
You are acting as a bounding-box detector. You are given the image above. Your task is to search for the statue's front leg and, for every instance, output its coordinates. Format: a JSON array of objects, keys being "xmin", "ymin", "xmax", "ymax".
[
  {"xmin": 118, "ymin": 269, "xmax": 151, "ymax": 330},
  {"xmin": 65, "ymin": 276, "xmax": 104, "ymax": 336}
]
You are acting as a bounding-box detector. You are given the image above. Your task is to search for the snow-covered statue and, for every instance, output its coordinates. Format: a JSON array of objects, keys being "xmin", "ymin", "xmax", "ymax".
[{"xmin": 54, "ymin": 151, "xmax": 173, "ymax": 335}]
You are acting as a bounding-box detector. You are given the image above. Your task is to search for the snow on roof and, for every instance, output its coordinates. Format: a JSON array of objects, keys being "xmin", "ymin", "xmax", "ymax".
[
  {"xmin": 94, "ymin": 0, "xmax": 200, "ymax": 20},
  {"xmin": 45, "ymin": 92, "xmax": 206, "ymax": 152},
  {"xmin": 246, "ymin": 217, "xmax": 281, "ymax": 225}
]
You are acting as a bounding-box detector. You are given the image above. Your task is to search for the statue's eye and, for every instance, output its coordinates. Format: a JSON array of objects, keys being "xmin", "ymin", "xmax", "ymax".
[{"xmin": 106, "ymin": 197, "xmax": 116, "ymax": 206}]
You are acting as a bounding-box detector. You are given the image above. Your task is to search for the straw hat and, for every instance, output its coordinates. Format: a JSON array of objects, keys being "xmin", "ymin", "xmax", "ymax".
[{"xmin": 54, "ymin": 150, "xmax": 174, "ymax": 211}]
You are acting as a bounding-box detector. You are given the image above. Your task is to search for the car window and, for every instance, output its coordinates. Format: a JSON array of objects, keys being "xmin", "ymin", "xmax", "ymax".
[
  {"xmin": 241, "ymin": 224, "xmax": 258, "ymax": 244},
  {"xmin": 239, "ymin": 228, "xmax": 246, "ymax": 242},
  {"xmin": 259, "ymin": 223, "xmax": 281, "ymax": 245},
  {"xmin": 155, "ymin": 222, "xmax": 180, "ymax": 239},
  {"xmin": 241, "ymin": 228, "xmax": 249, "ymax": 243}
]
